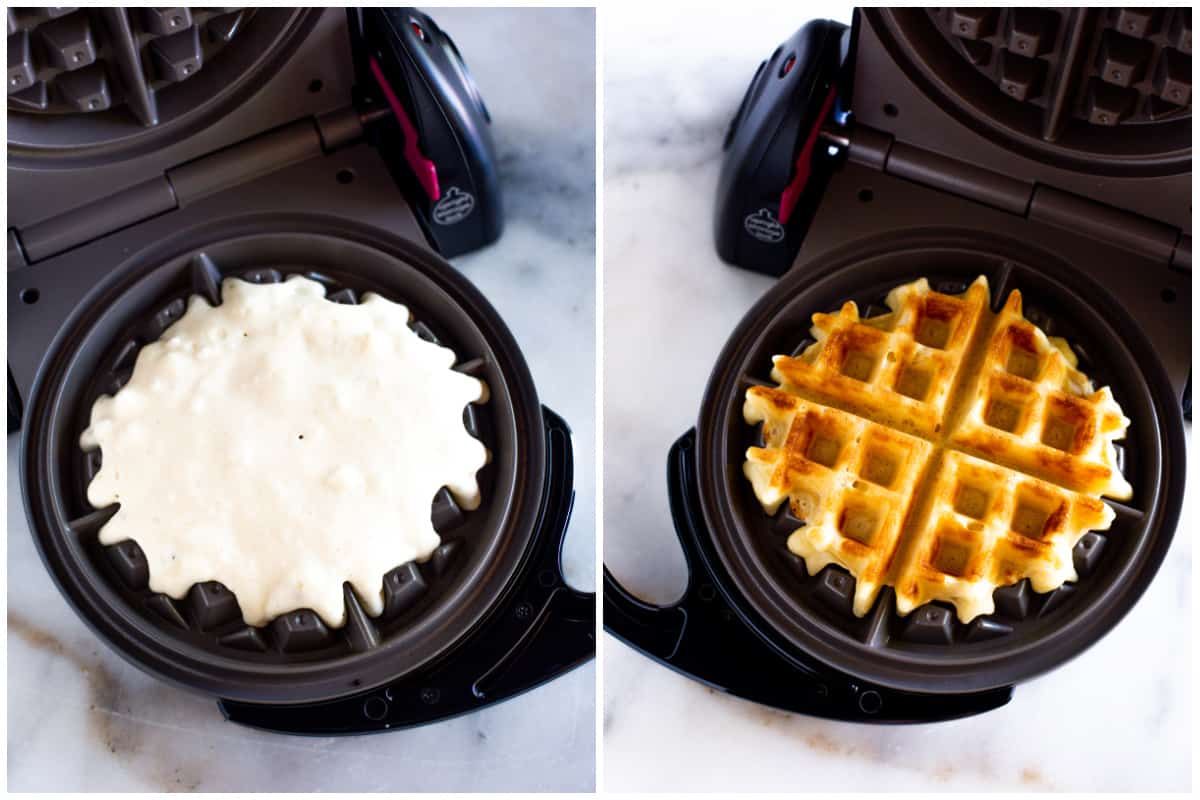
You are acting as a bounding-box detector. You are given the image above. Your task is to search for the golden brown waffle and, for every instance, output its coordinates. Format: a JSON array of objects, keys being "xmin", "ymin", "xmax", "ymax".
[
  {"xmin": 949, "ymin": 289, "xmax": 1132, "ymax": 499},
  {"xmin": 772, "ymin": 276, "xmax": 990, "ymax": 438},
  {"xmin": 892, "ymin": 450, "xmax": 1113, "ymax": 622},
  {"xmin": 743, "ymin": 276, "xmax": 1128, "ymax": 623},
  {"xmin": 745, "ymin": 387, "xmax": 934, "ymax": 616}
]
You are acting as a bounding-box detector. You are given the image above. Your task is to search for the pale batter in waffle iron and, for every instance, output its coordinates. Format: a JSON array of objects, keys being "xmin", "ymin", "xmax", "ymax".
[
  {"xmin": 80, "ymin": 275, "xmax": 490, "ymax": 629},
  {"xmin": 11, "ymin": 7, "xmax": 593, "ymax": 734}
]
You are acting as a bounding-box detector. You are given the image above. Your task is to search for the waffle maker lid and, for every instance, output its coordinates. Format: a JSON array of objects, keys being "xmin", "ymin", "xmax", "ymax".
[
  {"xmin": 11, "ymin": 7, "xmax": 592, "ymax": 734},
  {"xmin": 857, "ymin": 8, "xmax": 1191, "ymax": 229},
  {"xmin": 608, "ymin": 7, "xmax": 1189, "ymax": 722}
]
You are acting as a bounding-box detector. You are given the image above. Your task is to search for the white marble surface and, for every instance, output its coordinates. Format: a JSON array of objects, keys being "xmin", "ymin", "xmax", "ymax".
[
  {"xmin": 7, "ymin": 7, "xmax": 595, "ymax": 793},
  {"xmin": 602, "ymin": 4, "xmax": 1190, "ymax": 792}
]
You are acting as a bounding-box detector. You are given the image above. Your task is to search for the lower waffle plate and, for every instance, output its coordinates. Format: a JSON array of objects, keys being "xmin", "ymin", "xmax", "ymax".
[
  {"xmin": 22, "ymin": 220, "xmax": 547, "ymax": 703},
  {"xmin": 697, "ymin": 229, "xmax": 1184, "ymax": 693}
]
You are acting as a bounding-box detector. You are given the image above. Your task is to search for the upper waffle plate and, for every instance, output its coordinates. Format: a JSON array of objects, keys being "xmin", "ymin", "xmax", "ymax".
[{"xmin": 7, "ymin": 7, "xmax": 252, "ymax": 123}]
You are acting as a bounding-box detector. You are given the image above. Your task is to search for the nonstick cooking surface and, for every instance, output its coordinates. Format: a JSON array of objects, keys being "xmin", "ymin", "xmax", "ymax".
[
  {"xmin": 79, "ymin": 269, "xmax": 489, "ymax": 654},
  {"xmin": 697, "ymin": 231, "xmax": 1184, "ymax": 693},
  {"xmin": 867, "ymin": 8, "xmax": 1191, "ymax": 174},
  {"xmin": 22, "ymin": 223, "xmax": 545, "ymax": 703},
  {"xmin": 8, "ymin": 8, "xmax": 251, "ymax": 122},
  {"xmin": 7, "ymin": 7, "xmax": 312, "ymax": 160}
]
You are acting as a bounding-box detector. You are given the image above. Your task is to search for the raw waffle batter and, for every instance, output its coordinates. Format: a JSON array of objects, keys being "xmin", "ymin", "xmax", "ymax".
[{"xmin": 80, "ymin": 275, "xmax": 489, "ymax": 628}]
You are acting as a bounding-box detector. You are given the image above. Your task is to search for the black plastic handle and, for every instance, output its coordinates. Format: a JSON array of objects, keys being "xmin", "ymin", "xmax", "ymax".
[
  {"xmin": 219, "ymin": 406, "xmax": 594, "ymax": 735},
  {"xmin": 714, "ymin": 19, "xmax": 850, "ymax": 277},
  {"xmin": 604, "ymin": 429, "xmax": 1013, "ymax": 724},
  {"xmin": 351, "ymin": 7, "xmax": 503, "ymax": 258}
]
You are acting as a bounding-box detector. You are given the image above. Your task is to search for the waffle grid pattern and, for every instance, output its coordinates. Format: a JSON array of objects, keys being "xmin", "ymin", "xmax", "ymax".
[
  {"xmin": 891, "ymin": 450, "xmax": 1113, "ymax": 622},
  {"xmin": 950, "ymin": 289, "xmax": 1133, "ymax": 499},
  {"xmin": 8, "ymin": 7, "xmax": 250, "ymax": 125},
  {"xmin": 745, "ymin": 389, "xmax": 935, "ymax": 618},
  {"xmin": 772, "ymin": 276, "xmax": 990, "ymax": 438},
  {"xmin": 743, "ymin": 276, "xmax": 1130, "ymax": 627},
  {"xmin": 927, "ymin": 7, "xmax": 1191, "ymax": 139}
]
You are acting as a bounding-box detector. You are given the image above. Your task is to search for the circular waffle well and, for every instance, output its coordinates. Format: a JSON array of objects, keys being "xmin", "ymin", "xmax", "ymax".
[
  {"xmin": 22, "ymin": 224, "xmax": 545, "ymax": 702},
  {"xmin": 697, "ymin": 233, "xmax": 1183, "ymax": 693},
  {"xmin": 81, "ymin": 269, "xmax": 486, "ymax": 654},
  {"xmin": 868, "ymin": 8, "xmax": 1191, "ymax": 174}
]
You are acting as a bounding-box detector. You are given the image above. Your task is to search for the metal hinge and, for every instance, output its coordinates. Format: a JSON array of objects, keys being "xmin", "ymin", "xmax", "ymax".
[
  {"xmin": 838, "ymin": 123, "xmax": 1188, "ymax": 270},
  {"xmin": 12, "ymin": 106, "xmax": 373, "ymax": 265}
]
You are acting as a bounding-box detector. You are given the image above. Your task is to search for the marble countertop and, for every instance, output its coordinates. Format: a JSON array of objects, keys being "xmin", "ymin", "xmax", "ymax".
[
  {"xmin": 7, "ymin": 7, "xmax": 595, "ymax": 793},
  {"xmin": 602, "ymin": 4, "xmax": 1190, "ymax": 792}
]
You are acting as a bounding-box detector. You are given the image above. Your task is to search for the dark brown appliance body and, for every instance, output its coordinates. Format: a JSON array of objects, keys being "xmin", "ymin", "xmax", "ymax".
[
  {"xmin": 11, "ymin": 6, "xmax": 592, "ymax": 733},
  {"xmin": 606, "ymin": 7, "xmax": 1189, "ymax": 721}
]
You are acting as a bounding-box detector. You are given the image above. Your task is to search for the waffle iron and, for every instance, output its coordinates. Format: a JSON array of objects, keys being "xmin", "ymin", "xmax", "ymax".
[
  {"xmin": 605, "ymin": 7, "xmax": 1189, "ymax": 722},
  {"xmin": 9, "ymin": 7, "xmax": 593, "ymax": 735}
]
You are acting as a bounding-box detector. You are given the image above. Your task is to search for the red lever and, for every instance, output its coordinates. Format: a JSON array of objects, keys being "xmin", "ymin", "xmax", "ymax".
[
  {"xmin": 369, "ymin": 55, "xmax": 440, "ymax": 202},
  {"xmin": 778, "ymin": 85, "xmax": 837, "ymax": 226}
]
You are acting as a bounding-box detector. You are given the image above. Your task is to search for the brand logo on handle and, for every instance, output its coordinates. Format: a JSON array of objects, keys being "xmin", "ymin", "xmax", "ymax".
[
  {"xmin": 744, "ymin": 208, "xmax": 785, "ymax": 244},
  {"xmin": 432, "ymin": 186, "xmax": 476, "ymax": 226}
]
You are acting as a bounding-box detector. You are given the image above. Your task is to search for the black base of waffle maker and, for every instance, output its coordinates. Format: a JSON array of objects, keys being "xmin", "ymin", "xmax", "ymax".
[
  {"xmin": 9, "ymin": 7, "xmax": 593, "ymax": 734},
  {"xmin": 606, "ymin": 8, "xmax": 1189, "ymax": 722}
]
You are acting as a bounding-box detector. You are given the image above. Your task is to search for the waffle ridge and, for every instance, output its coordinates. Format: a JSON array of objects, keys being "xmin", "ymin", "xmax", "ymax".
[
  {"xmin": 949, "ymin": 288, "xmax": 1133, "ymax": 499},
  {"xmin": 772, "ymin": 276, "xmax": 990, "ymax": 438},
  {"xmin": 7, "ymin": 7, "xmax": 251, "ymax": 124},
  {"xmin": 927, "ymin": 7, "xmax": 1191, "ymax": 131},
  {"xmin": 745, "ymin": 388, "xmax": 935, "ymax": 616},
  {"xmin": 743, "ymin": 275, "xmax": 1129, "ymax": 624}
]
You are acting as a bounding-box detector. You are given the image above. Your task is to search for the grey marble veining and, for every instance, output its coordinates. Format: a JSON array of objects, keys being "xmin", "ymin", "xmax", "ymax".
[
  {"xmin": 440, "ymin": 6, "xmax": 596, "ymax": 595},
  {"xmin": 602, "ymin": 3, "xmax": 1190, "ymax": 792},
  {"xmin": 7, "ymin": 7, "xmax": 595, "ymax": 793}
]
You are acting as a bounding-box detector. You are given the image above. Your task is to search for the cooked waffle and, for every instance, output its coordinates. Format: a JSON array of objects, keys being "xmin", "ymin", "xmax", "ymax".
[
  {"xmin": 892, "ymin": 450, "xmax": 1113, "ymax": 622},
  {"xmin": 743, "ymin": 275, "xmax": 1129, "ymax": 623},
  {"xmin": 745, "ymin": 387, "xmax": 935, "ymax": 616},
  {"xmin": 949, "ymin": 289, "xmax": 1133, "ymax": 499},
  {"xmin": 772, "ymin": 276, "xmax": 991, "ymax": 438}
]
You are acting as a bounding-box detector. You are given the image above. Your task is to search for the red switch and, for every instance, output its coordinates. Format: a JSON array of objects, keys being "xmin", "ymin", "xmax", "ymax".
[
  {"xmin": 369, "ymin": 55, "xmax": 440, "ymax": 202},
  {"xmin": 778, "ymin": 85, "xmax": 836, "ymax": 226}
]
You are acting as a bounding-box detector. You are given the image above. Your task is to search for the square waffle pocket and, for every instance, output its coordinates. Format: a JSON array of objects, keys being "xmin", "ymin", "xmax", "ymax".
[
  {"xmin": 892, "ymin": 450, "xmax": 1114, "ymax": 623},
  {"xmin": 771, "ymin": 276, "xmax": 991, "ymax": 438},
  {"xmin": 744, "ymin": 387, "xmax": 935, "ymax": 617},
  {"xmin": 949, "ymin": 289, "xmax": 1133, "ymax": 499},
  {"xmin": 743, "ymin": 275, "xmax": 1130, "ymax": 624}
]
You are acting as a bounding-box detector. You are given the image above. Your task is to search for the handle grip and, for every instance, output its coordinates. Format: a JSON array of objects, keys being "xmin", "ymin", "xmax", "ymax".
[
  {"xmin": 220, "ymin": 406, "xmax": 594, "ymax": 734},
  {"xmin": 603, "ymin": 429, "xmax": 1013, "ymax": 724},
  {"xmin": 352, "ymin": 7, "xmax": 503, "ymax": 258},
  {"xmin": 714, "ymin": 19, "xmax": 850, "ymax": 276}
]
